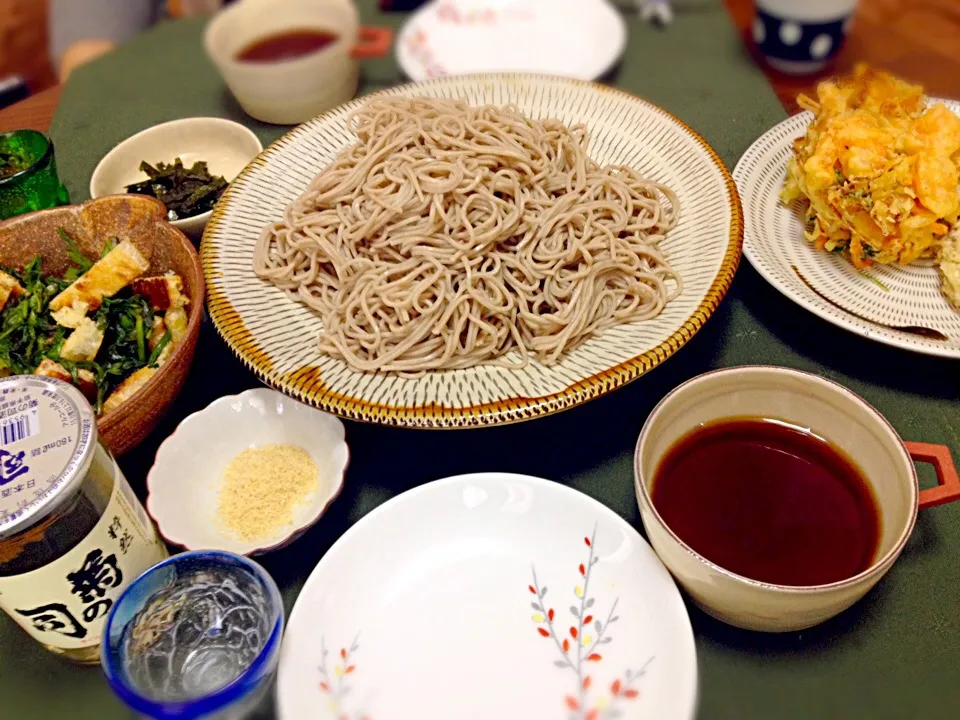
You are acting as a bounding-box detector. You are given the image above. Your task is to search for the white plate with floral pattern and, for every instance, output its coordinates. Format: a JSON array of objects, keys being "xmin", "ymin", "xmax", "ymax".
[
  {"xmin": 734, "ymin": 99, "xmax": 960, "ymax": 358},
  {"xmin": 396, "ymin": 0, "xmax": 627, "ymax": 81},
  {"xmin": 277, "ymin": 473, "xmax": 697, "ymax": 720}
]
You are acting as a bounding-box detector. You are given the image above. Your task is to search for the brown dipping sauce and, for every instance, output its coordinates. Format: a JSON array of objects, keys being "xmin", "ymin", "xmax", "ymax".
[
  {"xmin": 236, "ymin": 29, "xmax": 340, "ymax": 63},
  {"xmin": 651, "ymin": 417, "xmax": 880, "ymax": 586}
]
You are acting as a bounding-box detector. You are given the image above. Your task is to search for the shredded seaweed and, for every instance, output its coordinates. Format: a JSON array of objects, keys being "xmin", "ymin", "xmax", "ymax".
[{"xmin": 125, "ymin": 157, "xmax": 228, "ymax": 221}]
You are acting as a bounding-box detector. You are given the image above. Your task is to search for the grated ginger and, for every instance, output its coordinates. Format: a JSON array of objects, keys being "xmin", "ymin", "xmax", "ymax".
[{"xmin": 216, "ymin": 444, "xmax": 319, "ymax": 543}]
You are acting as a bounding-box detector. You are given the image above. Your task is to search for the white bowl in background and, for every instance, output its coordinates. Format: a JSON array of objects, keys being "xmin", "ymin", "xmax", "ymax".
[
  {"xmin": 90, "ymin": 117, "xmax": 263, "ymax": 239},
  {"xmin": 146, "ymin": 388, "xmax": 349, "ymax": 555},
  {"xmin": 204, "ymin": 0, "xmax": 392, "ymax": 125}
]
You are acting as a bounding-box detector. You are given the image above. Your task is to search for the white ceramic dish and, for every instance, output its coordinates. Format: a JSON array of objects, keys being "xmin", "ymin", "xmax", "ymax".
[
  {"xmin": 277, "ymin": 472, "xmax": 698, "ymax": 720},
  {"xmin": 734, "ymin": 99, "xmax": 960, "ymax": 358},
  {"xmin": 202, "ymin": 73, "xmax": 742, "ymax": 428},
  {"xmin": 146, "ymin": 388, "xmax": 348, "ymax": 555},
  {"xmin": 397, "ymin": 0, "xmax": 627, "ymax": 81},
  {"xmin": 634, "ymin": 366, "xmax": 960, "ymax": 632},
  {"xmin": 90, "ymin": 117, "xmax": 263, "ymax": 239}
]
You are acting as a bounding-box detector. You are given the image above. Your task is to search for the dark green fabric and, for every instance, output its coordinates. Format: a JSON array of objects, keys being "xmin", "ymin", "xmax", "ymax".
[{"xmin": 2, "ymin": 1, "xmax": 958, "ymax": 719}]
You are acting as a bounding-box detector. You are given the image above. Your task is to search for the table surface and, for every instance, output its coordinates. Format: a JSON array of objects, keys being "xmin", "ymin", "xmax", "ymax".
[
  {"xmin": 2, "ymin": 2, "xmax": 960, "ymax": 720},
  {"xmin": 2, "ymin": 0, "xmax": 960, "ymax": 133}
]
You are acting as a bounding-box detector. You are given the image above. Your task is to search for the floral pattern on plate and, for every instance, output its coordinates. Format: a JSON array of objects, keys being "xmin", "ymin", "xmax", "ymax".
[
  {"xmin": 435, "ymin": 1, "xmax": 534, "ymax": 26},
  {"xmin": 318, "ymin": 635, "xmax": 370, "ymax": 720},
  {"xmin": 403, "ymin": 29, "xmax": 445, "ymax": 79},
  {"xmin": 277, "ymin": 473, "xmax": 697, "ymax": 719},
  {"xmin": 530, "ymin": 528, "xmax": 654, "ymax": 719}
]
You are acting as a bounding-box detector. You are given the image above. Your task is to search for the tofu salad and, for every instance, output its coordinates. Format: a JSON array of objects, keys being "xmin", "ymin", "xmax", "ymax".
[{"xmin": 0, "ymin": 229, "xmax": 189, "ymax": 414}]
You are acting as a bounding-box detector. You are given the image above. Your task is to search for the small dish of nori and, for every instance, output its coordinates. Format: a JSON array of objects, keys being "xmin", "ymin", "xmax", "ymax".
[{"xmin": 125, "ymin": 158, "xmax": 228, "ymax": 221}]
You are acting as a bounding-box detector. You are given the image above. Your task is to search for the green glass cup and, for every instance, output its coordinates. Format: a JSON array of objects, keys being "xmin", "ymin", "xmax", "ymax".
[{"xmin": 0, "ymin": 129, "xmax": 70, "ymax": 220}]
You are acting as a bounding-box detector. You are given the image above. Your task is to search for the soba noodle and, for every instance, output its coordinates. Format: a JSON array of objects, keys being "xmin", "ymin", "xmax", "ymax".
[{"xmin": 254, "ymin": 97, "xmax": 683, "ymax": 375}]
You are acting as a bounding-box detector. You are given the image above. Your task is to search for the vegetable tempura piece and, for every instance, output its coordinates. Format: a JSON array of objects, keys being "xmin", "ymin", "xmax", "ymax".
[
  {"xmin": 939, "ymin": 229, "xmax": 960, "ymax": 310},
  {"xmin": 781, "ymin": 65, "xmax": 960, "ymax": 270}
]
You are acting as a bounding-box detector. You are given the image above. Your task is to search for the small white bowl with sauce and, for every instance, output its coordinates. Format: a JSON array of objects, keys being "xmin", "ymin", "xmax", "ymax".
[
  {"xmin": 146, "ymin": 388, "xmax": 348, "ymax": 555},
  {"xmin": 204, "ymin": 0, "xmax": 392, "ymax": 125}
]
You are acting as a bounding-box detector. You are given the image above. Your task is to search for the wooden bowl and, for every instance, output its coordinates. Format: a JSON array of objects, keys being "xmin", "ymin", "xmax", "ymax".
[{"xmin": 0, "ymin": 195, "xmax": 204, "ymax": 455}]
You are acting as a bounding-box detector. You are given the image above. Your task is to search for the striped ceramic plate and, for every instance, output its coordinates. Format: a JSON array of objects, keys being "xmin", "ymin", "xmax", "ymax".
[
  {"xmin": 735, "ymin": 99, "xmax": 960, "ymax": 358},
  {"xmin": 201, "ymin": 75, "xmax": 742, "ymax": 428}
]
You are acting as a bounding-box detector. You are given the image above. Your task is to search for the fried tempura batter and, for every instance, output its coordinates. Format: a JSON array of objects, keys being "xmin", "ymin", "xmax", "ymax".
[{"xmin": 781, "ymin": 65, "xmax": 960, "ymax": 276}]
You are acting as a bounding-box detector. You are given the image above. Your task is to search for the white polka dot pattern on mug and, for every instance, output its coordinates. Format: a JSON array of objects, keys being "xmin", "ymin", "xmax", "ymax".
[
  {"xmin": 810, "ymin": 34, "xmax": 834, "ymax": 60},
  {"xmin": 779, "ymin": 21, "xmax": 802, "ymax": 46},
  {"xmin": 753, "ymin": 8, "xmax": 853, "ymax": 70}
]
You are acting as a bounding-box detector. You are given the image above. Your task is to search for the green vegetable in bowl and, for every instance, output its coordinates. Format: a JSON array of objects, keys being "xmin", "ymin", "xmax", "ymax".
[
  {"xmin": 0, "ymin": 256, "xmax": 69, "ymax": 374},
  {"xmin": 125, "ymin": 158, "xmax": 228, "ymax": 221},
  {"xmin": 0, "ymin": 228, "xmax": 190, "ymax": 415}
]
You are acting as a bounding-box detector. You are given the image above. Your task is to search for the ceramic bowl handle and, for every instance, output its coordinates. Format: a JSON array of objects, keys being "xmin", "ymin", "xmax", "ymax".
[
  {"xmin": 351, "ymin": 26, "xmax": 394, "ymax": 58},
  {"xmin": 905, "ymin": 442, "xmax": 960, "ymax": 509}
]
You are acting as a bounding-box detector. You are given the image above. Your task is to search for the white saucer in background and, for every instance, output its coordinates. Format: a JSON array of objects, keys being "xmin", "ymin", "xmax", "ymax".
[{"xmin": 397, "ymin": 0, "xmax": 628, "ymax": 81}]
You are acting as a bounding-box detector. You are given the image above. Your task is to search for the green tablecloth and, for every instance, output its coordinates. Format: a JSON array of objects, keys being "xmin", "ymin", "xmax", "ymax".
[{"xmin": 3, "ymin": 1, "xmax": 959, "ymax": 718}]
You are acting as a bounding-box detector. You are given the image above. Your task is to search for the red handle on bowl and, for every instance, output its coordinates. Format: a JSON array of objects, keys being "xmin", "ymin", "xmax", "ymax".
[
  {"xmin": 905, "ymin": 442, "xmax": 960, "ymax": 509},
  {"xmin": 351, "ymin": 26, "xmax": 394, "ymax": 58}
]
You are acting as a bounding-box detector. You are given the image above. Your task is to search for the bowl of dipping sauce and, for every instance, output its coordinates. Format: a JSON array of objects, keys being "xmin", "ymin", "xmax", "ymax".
[
  {"xmin": 146, "ymin": 388, "xmax": 349, "ymax": 555},
  {"xmin": 101, "ymin": 551, "xmax": 283, "ymax": 719},
  {"xmin": 204, "ymin": 0, "xmax": 393, "ymax": 124},
  {"xmin": 634, "ymin": 366, "xmax": 960, "ymax": 632}
]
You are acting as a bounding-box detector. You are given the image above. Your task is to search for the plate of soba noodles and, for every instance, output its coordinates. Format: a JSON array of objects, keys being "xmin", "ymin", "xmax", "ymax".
[{"xmin": 201, "ymin": 74, "xmax": 742, "ymax": 427}]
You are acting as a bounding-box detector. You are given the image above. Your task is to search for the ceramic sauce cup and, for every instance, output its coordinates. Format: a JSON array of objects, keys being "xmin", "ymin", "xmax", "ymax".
[
  {"xmin": 753, "ymin": 0, "xmax": 859, "ymax": 74},
  {"xmin": 204, "ymin": 0, "xmax": 392, "ymax": 124},
  {"xmin": 634, "ymin": 365, "xmax": 960, "ymax": 632}
]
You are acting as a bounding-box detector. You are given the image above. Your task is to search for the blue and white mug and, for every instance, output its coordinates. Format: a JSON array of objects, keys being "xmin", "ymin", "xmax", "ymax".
[{"xmin": 753, "ymin": 0, "xmax": 859, "ymax": 75}]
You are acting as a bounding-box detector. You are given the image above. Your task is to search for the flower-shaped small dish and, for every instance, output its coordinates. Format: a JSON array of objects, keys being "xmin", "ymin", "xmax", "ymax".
[{"xmin": 146, "ymin": 388, "xmax": 348, "ymax": 555}]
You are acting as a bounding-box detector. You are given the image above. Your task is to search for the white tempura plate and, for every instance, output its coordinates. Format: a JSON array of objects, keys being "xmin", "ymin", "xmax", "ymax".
[
  {"xmin": 276, "ymin": 473, "xmax": 698, "ymax": 720},
  {"xmin": 396, "ymin": 0, "xmax": 627, "ymax": 82},
  {"xmin": 202, "ymin": 74, "xmax": 742, "ymax": 428},
  {"xmin": 734, "ymin": 99, "xmax": 960, "ymax": 357}
]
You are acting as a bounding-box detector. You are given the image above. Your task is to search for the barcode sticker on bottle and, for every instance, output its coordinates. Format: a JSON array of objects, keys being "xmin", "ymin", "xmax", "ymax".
[{"xmin": 0, "ymin": 409, "xmax": 38, "ymax": 446}]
